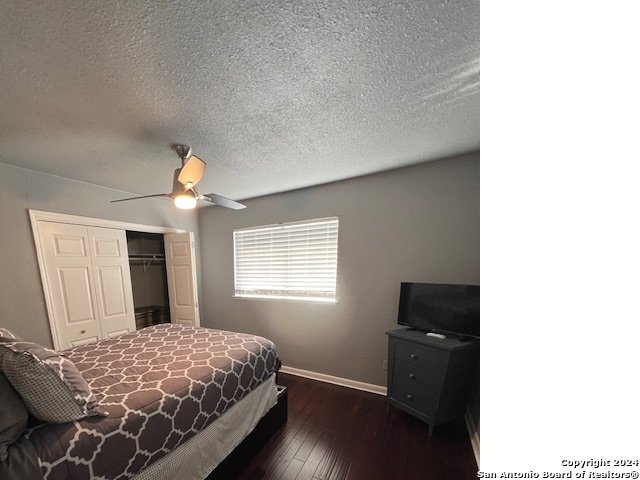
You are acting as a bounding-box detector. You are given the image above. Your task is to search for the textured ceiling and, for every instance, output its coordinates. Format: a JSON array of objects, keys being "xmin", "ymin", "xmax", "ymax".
[{"xmin": 0, "ymin": 0, "xmax": 479, "ymax": 205}]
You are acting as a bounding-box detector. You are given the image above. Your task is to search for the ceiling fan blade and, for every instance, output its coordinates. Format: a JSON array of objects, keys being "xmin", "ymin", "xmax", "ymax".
[
  {"xmin": 200, "ymin": 193, "xmax": 247, "ymax": 210},
  {"xmin": 171, "ymin": 168, "xmax": 185, "ymax": 194},
  {"xmin": 111, "ymin": 193, "xmax": 170, "ymax": 203},
  {"xmin": 177, "ymin": 155, "xmax": 206, "ymax": 188}
]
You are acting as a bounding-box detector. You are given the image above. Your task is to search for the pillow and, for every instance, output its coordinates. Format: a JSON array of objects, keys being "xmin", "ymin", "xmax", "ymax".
[
  {"xmin": 0, "ymin": 372, "xmax": 28, "ymax": 462},
  {"xmin": 0, "ymin": 339, "xmax": 107, "ymax": 423},
  {"xmin": 0, "ymin": 329, "xmax": 19, "ymax": 340}
]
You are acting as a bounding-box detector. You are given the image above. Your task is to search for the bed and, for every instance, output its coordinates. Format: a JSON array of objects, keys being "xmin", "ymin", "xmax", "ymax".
[{"xmin": 0, "ymin": 324, "xmax": 282, "ymax": 480}]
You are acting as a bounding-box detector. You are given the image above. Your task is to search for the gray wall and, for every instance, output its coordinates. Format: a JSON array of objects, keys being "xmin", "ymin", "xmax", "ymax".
[
  {"xmin": 0, "ymin": 162, "xmax": 199, "ymax": 347},
  {"xmin": 198, "ymin": 152, "xmax": 480, "ymax": 387}
]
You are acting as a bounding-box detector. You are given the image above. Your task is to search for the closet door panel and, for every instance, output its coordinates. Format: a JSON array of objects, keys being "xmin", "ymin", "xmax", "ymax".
[
  {"xmin": 39, "ymin": 222, "xmax": 102, "ymax": 350},
  {"xmin": 95, "ymin": 266, "xmax": 127, "ymax": 316},
  {"xmin": 88, "ymin": 227, "xmax": 136, "ymax": 339},
  {"xmin": 164, "ymin": 232, "xmax": 200, "ymax": 327},
  {"xmin": 58, "ymin": 267, "xmax": 95, "ymax": 322}
]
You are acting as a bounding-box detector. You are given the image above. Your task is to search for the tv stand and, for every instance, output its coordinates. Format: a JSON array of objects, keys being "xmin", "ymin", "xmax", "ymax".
[{"xmin": 386, "ymin": 328, "xmax": 479, "ymax": 436}]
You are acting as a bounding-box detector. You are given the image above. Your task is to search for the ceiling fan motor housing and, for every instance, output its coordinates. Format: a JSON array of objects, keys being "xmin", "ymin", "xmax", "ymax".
[{"xmin": 174, "ymin": 144, "xmax": 192, "ymax": 163}]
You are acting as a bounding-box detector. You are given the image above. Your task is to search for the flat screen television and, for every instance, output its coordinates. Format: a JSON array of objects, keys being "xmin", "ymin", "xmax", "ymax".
[{"xmin": 397, "ymin": 282, "xmax": 480, "ymax": 338}]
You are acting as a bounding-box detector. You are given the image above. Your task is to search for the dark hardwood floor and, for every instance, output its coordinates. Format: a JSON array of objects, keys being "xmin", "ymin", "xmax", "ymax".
[{"xmin": 233, "ymin": 373, "xmax": 478, "ymax": 480}]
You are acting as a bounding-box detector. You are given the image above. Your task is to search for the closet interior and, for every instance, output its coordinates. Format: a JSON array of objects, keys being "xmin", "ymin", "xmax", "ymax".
[{"xmin": 127, "ymin": 231, "xmax": 170, "ymax": 329}]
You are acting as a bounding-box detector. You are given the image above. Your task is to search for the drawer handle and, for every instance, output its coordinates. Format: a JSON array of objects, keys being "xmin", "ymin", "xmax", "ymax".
[
  {"xmin": 406, "ymin": 394, "xmax": 414, "ymax": 401},
  {"xmin": 410, "ymin": 354, "xmax": 417, "ymax": 360},
  {"xmin": 80, "ymin": 330, "xmax": 86, "ymax": 334},
  {"xmin": 409, "ymin": 373, "xmax": 416, "ymax": 380}
]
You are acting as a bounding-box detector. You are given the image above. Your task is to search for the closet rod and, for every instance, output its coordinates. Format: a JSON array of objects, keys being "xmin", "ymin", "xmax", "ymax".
[{"xmin": 129, "ymin": 254, "xmax": 165, "ymax": 272}]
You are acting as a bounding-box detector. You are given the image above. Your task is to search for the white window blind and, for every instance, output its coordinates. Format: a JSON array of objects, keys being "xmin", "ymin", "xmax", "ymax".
[{"xmin": 233, "ymin": 217, "xmax": 339, "ymax": 302}]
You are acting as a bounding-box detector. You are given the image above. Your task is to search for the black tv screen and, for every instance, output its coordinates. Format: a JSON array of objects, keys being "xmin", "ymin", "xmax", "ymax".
[{"xmin": 397, "ymin": 283, "xmax": 480, "ymax": 338}]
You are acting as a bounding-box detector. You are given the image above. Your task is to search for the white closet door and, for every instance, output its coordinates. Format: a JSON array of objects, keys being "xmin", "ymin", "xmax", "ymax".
[
  {"xmin": 39, "ymin": 222, "xmax": 135, "ymax": 349},
  {"xmin": 39, "ymin": 222, "xmax": 102, "ymax": 349},
  {"xmin": 88, "ymin": 226, "xmax": 136, "ymax": 339},
  {"xmin": 164, "ymin": 232, "xmax": 200, "ymax": 326}
]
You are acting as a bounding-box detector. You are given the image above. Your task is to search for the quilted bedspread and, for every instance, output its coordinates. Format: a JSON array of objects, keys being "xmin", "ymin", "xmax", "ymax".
[{"xmin": 23, "ymin": 324, "xmax": 280, "ymax": 480}]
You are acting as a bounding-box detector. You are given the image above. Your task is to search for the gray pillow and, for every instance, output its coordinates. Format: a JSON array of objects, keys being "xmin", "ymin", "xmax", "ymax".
[
  {"xmin": 0, "ymin": 339, "xmax": 107, "ymax": 423},
  {"xmin": 0, "ymin": 371, "xmax": 28, "ymax": 462},
  {"xmin": 0, "ymin": 329, "xmax": 19, "ymax": 340}
]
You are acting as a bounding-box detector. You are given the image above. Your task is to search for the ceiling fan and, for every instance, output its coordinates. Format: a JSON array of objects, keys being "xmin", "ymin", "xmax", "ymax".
[{"xmin": 111, "ymin": 145, "xmax": 246, "ymax": 210}]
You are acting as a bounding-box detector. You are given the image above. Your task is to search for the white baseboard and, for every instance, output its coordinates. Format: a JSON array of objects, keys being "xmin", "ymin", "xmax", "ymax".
[
  {"xmin": 279, "ymin": 365, "xmax": 387, "ymax": 396},
  {"xmin": 464, "ymin": 410, "xmax": 480, "ymax": 468}
]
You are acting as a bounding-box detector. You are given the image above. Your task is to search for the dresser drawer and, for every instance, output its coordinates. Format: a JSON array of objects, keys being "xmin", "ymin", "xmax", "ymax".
[
  {"xmin": 389, "ymin": 361, "xmax": 439, "ymax": 415},
  {"xmin": 394, "ymin": 340, "xmax": 443, "ymax": 372}
]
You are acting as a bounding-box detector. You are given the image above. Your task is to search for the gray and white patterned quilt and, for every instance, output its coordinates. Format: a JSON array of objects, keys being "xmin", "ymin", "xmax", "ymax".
[{"xmin": 23, "ymin": 324, "xmax": 280, "ymax": 480}]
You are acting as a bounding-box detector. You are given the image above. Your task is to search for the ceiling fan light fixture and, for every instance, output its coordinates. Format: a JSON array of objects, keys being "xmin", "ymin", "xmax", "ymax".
[{"xmin": 173, "ymin": 192, "xmax": 197, "ymax": 209}]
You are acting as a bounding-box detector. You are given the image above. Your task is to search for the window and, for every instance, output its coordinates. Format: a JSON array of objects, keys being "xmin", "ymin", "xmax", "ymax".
[{"xmin": 233, "ymin": 217, "xmax": 339, "ymax": 302}]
